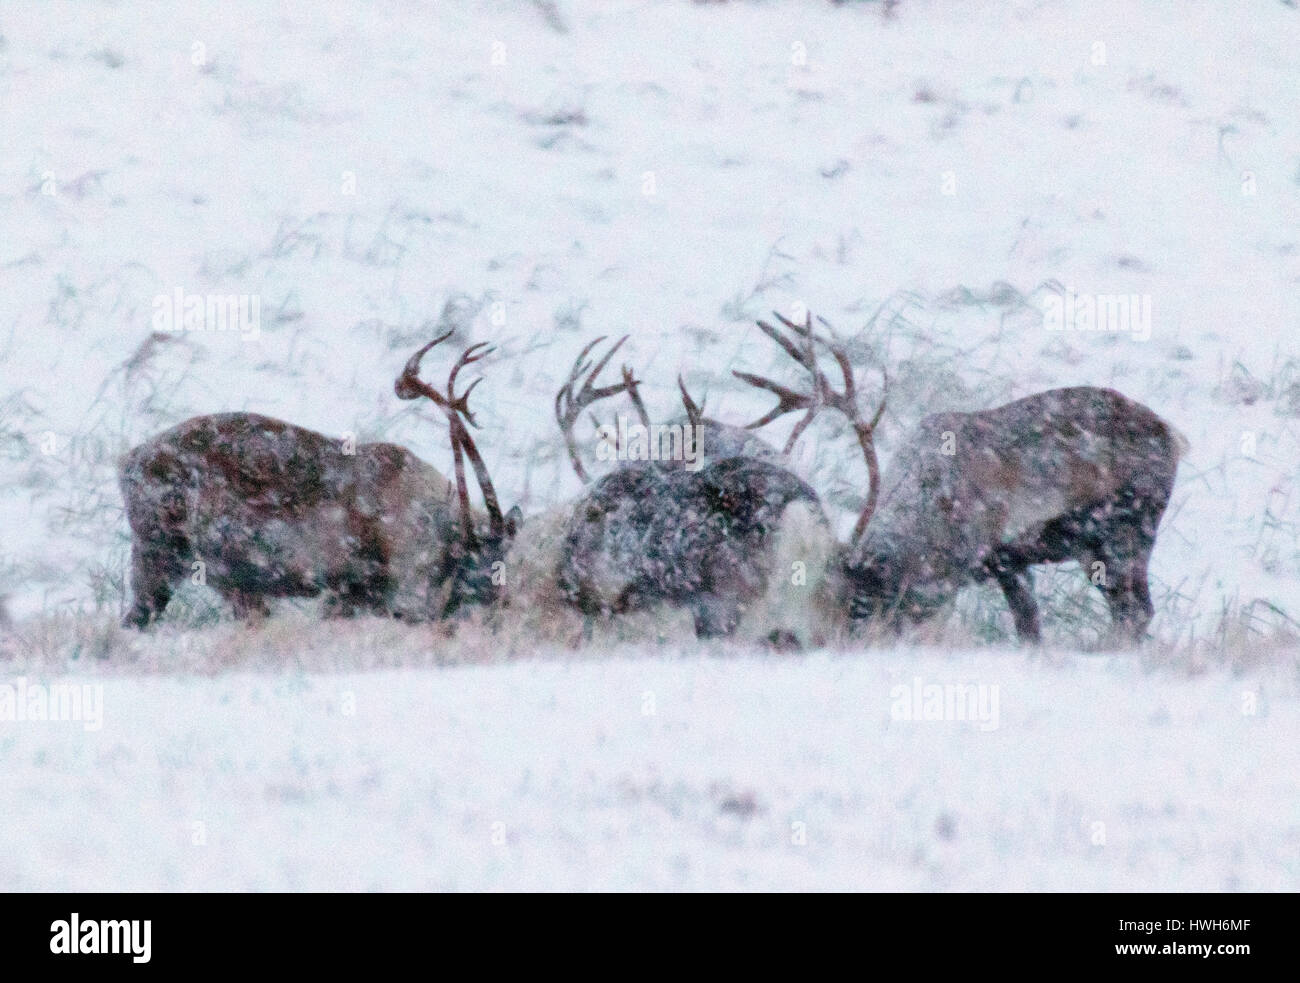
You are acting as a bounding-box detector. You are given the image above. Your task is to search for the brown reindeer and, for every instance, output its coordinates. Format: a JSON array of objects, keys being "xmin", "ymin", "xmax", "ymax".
[
  {"xmin": 738, "ymin": 311, "xmax": 1187, "ymax": 644},
  {"xmin": 119, "ymin": 334, "xmax": 502, "ymax": 627}
]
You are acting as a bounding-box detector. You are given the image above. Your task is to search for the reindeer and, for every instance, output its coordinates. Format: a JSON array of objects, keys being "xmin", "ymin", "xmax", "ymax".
[
  {"xmin": 548, "ymin": 336, "xmax": 831, "ymax": 643},
  {"xmin": 119, "ymin": 334, "xmax": 504, "ymax": 627},
  {"xmin": 737, "ymin": 311, "xmax": 1187, "ymax": 644}
]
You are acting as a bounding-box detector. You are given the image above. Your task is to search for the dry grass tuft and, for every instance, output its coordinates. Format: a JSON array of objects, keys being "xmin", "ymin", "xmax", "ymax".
[{"xmin": 4, "ymin": 598, "xmax": 1298, "ymax": 680}]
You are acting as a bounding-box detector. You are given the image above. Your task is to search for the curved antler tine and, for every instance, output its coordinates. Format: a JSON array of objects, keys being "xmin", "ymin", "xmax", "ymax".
[
  {"xmin": 557, "ymin": 337, "xmax": 608, "ymax": 411},
  {"xmin": 557, "ymin": 408, "xmax": 590, "ymax": 484},
  {"xmin": 554, "ymin": 384, "xmax": 572, "ymax": 433},
  {"xmin": 585, "ymin": 382, "xmax": 630, "ymax": 401},
  {"xmin": 572, "ymin": 335, "xmax": 607, "ymax": 374},
  {"xmin": 813, "ymin": 319, "xmax": 887, "ymax": 543},
  {"xmin": 677, "ymin": 375, "xmax": 704, "ymax": 429},
  {"xmin": 771, "ymin": 311, "xmax": 813, "ymax": 337},
  {"xmin": 579, "ymin": 335, "xmax": 628, "ymax": 399},
  {"xmin": 395, "ymin": 330, "xmax": 456, "ymax": 402},
  {"xmin": 810, "ymin": 324, "xmax": 885, "ymax": 543},
  {"xmin": 732, "ymin": 370, "xmax": 813, "ymax": 428},
  {"xmin": 850, "ymin": 430, "xmax": 881, "ymax": 543},
  {"xmin": 810, "ymin": 335, "xmax": 856, "ymax": 410},
  {"xmin": 445, "ymin": 343, "xmax": 495, "ymax": 420},
  {"xmin": 455, "ymin": 377, "xmax": 485, "ymax": 427},
  {"xmin": 554, "ymin": 337, "xmax": 607, "ymax": 416},
  {"xmin": 782, "ymin": 407, "xmax": 818, "ymax": 455},
  {"xmin": 771, "ymin": 311, "xmax": 819, "ymax": 372},
  {"xmin": 447, "ymin": 342, "xmax": 493, "ymax": 392},
  {"xmin": 555, "ymin": 335, "xmax": 643, "ymax": 483},
  {"xmin": 868, "ymin": 366, "xmax": 889, "ymax": 429},
  {"xmin": 756, "ymin": 318, "xmax": 814, "ymax": 369},
  {"xmin": 731, "ymin": 370, "xmax": 809, "ymax": 403}
]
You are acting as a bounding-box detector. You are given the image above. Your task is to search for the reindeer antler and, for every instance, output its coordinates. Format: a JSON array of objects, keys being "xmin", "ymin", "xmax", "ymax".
[
  {"xmin": 620, "ymin": 365, "xmax": 651, "ymax": 432},
  {"xmin": 396, "ymin": 332, "xmax": 504, "ymax": 544},
  {"xmin": 554, "ymin": 336, "xmax": 650, "ymax": 483},
  {"xmin": 677, "ymin": 375, "xmax": 705, "ymax": 430},
  {"xmin": 734, "ymin": 311, "xmax": 887, "ymax": 542}
]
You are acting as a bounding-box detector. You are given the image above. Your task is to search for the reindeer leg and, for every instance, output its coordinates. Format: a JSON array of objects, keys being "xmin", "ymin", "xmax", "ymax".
[
  {"xmin": 123, "ymin": 541, "xmax": 184, "ymax": 628},
  {"xmin": 693, "ymin": 594, "xmax": 742, "ymax": 638},
  {"xmin": 1090, "ymin": 500, "xmax": 1159, "ymax": 645},
  {"xmin": 229, "ymin": 590, "xmax": 270, "ymax": 622},
  {"xmin": 321, "ymin": 591, "xmax": 357, "ymax": 618},
  {"xmin": 324, "ymin": 576, "xmax": 391, "ymax": 619},
  {"xmin": 992, "ymin": 566, "xmax": 1041, "ymax": 644},
  {"xmin": 1090, "ymin": 552, "xmax": 1154, "ymax": 645},
  {"xmin": 1128, "ymin": 558, "xmax": 1154, "ymax": 638}
]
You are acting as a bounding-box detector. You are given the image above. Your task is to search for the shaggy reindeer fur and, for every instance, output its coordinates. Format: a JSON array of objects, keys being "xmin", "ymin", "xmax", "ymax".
[
  {"xmin": 557, "ymin": 456, "xmax": 826, "ymax": 639},
  {"xmin": 121, "ymin": 335, "xmax": 508, "ymax": 628},
  {"xmin": 844, "ymin": 386, "xmax": 1188, "ymax": 642},
  {"xmin": 736, "ymin": 311, "xmax": 1188, "ymax": 644},
  {"xmin": 119, "ymin": 412, "xmax": 460, "ymax": 626},
  {"xmin": 538, "ymin": 337, "xmax": 832, "ymax": 645}
]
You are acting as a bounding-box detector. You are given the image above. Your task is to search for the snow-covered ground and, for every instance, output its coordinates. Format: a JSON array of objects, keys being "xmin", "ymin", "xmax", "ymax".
[
  {"xmin": 1, "ymin": 0, "xmax": 1299, "ymax": 889},
  {"xmin": 3, "ymin": 640, "xmax": 1298, "ymax": 891}
]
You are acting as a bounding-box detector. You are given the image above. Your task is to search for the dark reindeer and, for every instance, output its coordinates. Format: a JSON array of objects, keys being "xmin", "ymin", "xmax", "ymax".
[
  {"xmin": 738, "ymin": 311, "xmax": 1187, "ymax": 644},
  {"xmin": 119, "ymin": 334, "xmax": 504, "ymax": 627},
  {"xmin": 551, "ymin": 336, "xmax": 828, "ymax": 641}
]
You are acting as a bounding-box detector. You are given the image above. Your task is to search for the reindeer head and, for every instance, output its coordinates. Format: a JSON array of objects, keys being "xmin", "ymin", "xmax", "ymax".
[
  {"xmin": 842, "ymin": 545, "xmax": 956, "ymax": 629},
  {"xmin": 556, "ymin": 463, "xmax": 683, "ymax": 616},
  {"xmin": 396, "ymin": 332, "xmax": 521, "ymax": 617},
  {"xmin": 736, "ymin": 310, "xmax": 898, "ymax": 619}
]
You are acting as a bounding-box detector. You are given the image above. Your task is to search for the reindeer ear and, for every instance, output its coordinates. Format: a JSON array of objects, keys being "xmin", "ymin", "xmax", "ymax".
[{"xmin": 505, "ymin": 505, "xmax": 523, "ymax": 538}]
